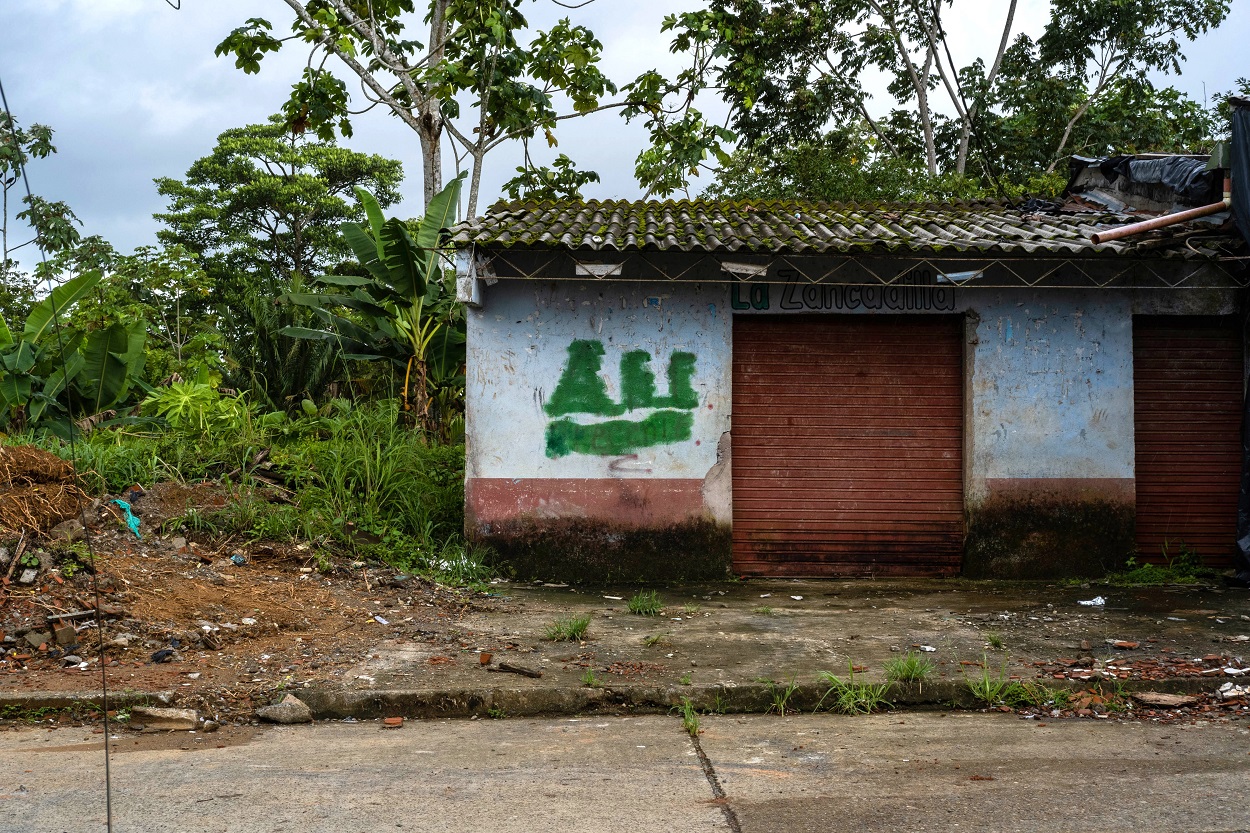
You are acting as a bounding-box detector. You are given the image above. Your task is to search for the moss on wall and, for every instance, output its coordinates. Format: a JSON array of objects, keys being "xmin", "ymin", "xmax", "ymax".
[
  {"xmin": 475, "ymin": 517, "xmax": 732, "ymax": 585},
  {"xmin": 964, "ymin": 497, "xmax": 1135, "ymax": 579}
]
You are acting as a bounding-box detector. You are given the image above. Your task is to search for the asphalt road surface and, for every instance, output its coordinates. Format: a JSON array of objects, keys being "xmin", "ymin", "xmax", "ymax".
[{"xmin": 3, "ymin": 712, "xmax": 1249, "ymax": 832}]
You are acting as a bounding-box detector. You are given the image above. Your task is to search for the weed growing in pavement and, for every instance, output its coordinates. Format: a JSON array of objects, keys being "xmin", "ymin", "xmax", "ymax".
[
  {"xmin": 544, "ymin": 615, "xmax": 591, "ymax": 642},
  {"xmin": 676, "ymin": 697, "xmax": 701, "ymax": 737},
  {"xmin": 818, "ymin": 663, "xmax": 892, "ymax": 715},
  {"xmin": 1108, "ymin": 542, "xmax": 1213, "ymax": 586},
  {"xmin": 680, "ymin": 672, "xmax": 693, "ymax": 686},
  {"xmin": 753, "ymin": 605, "xmax": 775, "ymax": 616},
  {"xmin": 765, "ymin": 677, "xmax": 801, "ymax": 716},
  {"xmin": 965, "ymin": 656, "xmax": 1011, "ymax": 705},
  {"xmin": 628, "ymin": 590, "xmax": 663, "ymax": 616},
  {"xmin": 711, "ymin": 693, "xmax": 728, "ymax": 714},
  {"xmin": 682, "ymin": 603, "xmax": 701, "ymax": 615},
  {"xmin": 487, "ymin": 707, "xmax": 506, "ymax": 720},
  {"xmin": 884, "ymin": 651, "xmax": 935, "ymax": 684},
  {"xmin": 642, "ymin": 632, "xmax": 671, "ymax": 647},
  {"xmin": 581, "ymin": 669, "xmax": 603, "ymax": 688},
  {"xmin": 964, "ymin": 655, "xmax": 1047, "ymax": 708},
  {"xmin": 985, "ymin": 631, "xmax": 1005, "ymax": 650}
]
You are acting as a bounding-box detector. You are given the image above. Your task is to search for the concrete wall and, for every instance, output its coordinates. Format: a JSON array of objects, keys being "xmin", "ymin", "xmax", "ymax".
[
  {"xmin": 465, "ymin": 275, "xmax": 1240, "ymax": 580},
  {"xmin": 465, "ymin": 281, "xmax": 733, "ymax": 581}
]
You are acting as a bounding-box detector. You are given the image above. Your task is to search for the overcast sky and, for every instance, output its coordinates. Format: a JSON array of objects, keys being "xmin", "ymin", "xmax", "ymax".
[{"xmin": 1, "ymin": 0, "xmax": 1247, "ymax": 266}]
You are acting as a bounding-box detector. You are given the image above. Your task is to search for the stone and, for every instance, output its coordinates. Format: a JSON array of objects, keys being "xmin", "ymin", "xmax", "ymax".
[
  {"xmin": 256, "ymin": 694, "xmax": 312, "ymax": 725},
  {"xmin": 50, "ymin": 518, "xmax": 85, "ymax": 542},
  {"xmin": 18, "ymin": 569, "xmax": 38, "ymax": 585},
  {"xmin": 25, "ymin": 631, "xmax": 52, "ymax": 649},
  {"xmin": 131, "ymin": 706, "xmax": 199, "ymax": 730},
  {"xmin": 201, "ymin": 720, "xmax": 220, "ymax": 733},
  {"xmin": 63, "ymin": 655, "xmax": 83, "ymax": 665},
  {"xmin": 170, "ymin": 537, "xmax": 188, "ymax": 552},
  {"xmin": 1132, "ymin": 691, "xmax": 1199, "ymax": 708},
  {"xmin": 54, "ymin": 622, "xmax": 77, "ymax": 646}
]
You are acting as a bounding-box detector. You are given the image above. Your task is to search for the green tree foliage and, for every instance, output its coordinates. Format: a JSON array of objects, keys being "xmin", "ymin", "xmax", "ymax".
[
  {"xmin": 281, "ymin": 176, "xmax": 465, "ymax": 435},
  {"xmin": 154, "ymin": 120, "xmax": 403, "ymax": 407},
  {"xmin": 673, "ymin": 0, "xmax": 1230, "ymax": 201},
  {"xmin": 213, "ymin": 2, "xmax": 728, "ymax": 214},
  {"xmin": 0, "ymin": 271, "xmax": 146, "ymax": 435},
  {"xmin": 502, "ymin": 154, "xmax": 601, "ymax": 202},
  {"xmin": 0, "ymin": 112, "xmax": 81, "ymax": 330},
  {"xmin": 63, "ymin": 244, "xmax": 224, "ymax": 385}
]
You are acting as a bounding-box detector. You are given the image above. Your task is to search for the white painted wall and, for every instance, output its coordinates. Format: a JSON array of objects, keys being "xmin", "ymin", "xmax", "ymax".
[
  {"xmin": 467, "ymin": 278, "xmax": 1239, "ymax": 503},
  {"xmin": 465, "ymin": 281, "xmax": 732, "ymax": 481}
]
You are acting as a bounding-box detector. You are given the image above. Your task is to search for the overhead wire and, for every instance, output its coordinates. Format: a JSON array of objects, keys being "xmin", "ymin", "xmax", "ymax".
[{"xmin": 0, "ymin": 75, "xmax": 114, "ymax": 833}]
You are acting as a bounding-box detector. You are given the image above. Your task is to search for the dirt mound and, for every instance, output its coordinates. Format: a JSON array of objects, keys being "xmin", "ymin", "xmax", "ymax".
[
  {"xmin": 0, "ymin": 445, "xmax": 85, "ymax": 536},
  {"xmin": 0, "ymin": 445, "xmax": 75, "ymax": 487}
]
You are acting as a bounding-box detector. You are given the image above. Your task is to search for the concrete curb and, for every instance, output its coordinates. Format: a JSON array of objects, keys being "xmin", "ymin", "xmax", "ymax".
[
  {"xmin": 0, "ymin": 690, "xmax": 172, "ymax": 714},
  {"xmin": 0, "ymin": 676, "xmax": 1229, "ymax": 721},
  {"xmin": 292, "ymin": 675, "xmax": 1230, "ymax": 720}
]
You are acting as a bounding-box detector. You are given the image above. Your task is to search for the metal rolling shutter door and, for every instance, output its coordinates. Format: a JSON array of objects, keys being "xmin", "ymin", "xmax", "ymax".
[
  {"xmin": 732, "ymin": 315, "xmax": 965, "ymax": 577},
  {"xmin": 1134, "ymin": 316, "xmax": 1243, "ymax": 568}
]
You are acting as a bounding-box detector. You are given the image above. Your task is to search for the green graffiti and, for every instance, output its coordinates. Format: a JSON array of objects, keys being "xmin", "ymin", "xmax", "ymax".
[
  {"xmin": 546, "ymin": 410, "xmax": 694, "ymax": 458},
  {"xmin": 544, "ymin": 340, "xmax": 700, "ymax": 457},
  {"xmin": 545, "ymin": 339, "xmax": 625, "ymax": 417},
  {"xmin": 619, "ymin": 350, "xmax": 656, "ymax": 411},
  {"xmin": 652, "ymin": 351, "xmax": 698, "ymax": 409}
]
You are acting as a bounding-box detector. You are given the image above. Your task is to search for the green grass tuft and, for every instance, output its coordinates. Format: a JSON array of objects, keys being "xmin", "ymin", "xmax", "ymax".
[
  {"xmin": 817, "ymin": 663, "xmax": 892, "ymax": 715},
  {"xmin": 628, "ymin": 590, "xmax": 663, "ymax": 616},
  {"xmin": 544, "ymin": 614, "xmax": 591, "ymax": 642}
]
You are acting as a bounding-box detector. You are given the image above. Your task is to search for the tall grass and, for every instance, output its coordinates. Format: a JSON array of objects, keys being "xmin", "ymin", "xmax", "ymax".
[{"xmin": 10, "ymin": 399, "xmax": 489, "ymax": 586}]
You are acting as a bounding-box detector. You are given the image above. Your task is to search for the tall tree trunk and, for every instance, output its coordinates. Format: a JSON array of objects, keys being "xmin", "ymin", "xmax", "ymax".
[
  {"xmin": 466, "ymin": 151, "xmax": 486, "ymax": 220},
  {"xmin": 420, "ymin": 1, "xmax": 450, "ymax": 207},
  {"xmin": 918, "ymin": 48, "xmax": 937, "ymax": 177},
  {"xmin": 955, "ymin": 0, "xmax": 1017, "ymax": 175}
]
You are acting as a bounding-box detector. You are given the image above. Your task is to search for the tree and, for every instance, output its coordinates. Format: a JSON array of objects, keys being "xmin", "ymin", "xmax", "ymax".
[
  {"xmin": 0, "ymin": 112, "xmax": 84, "ymax": 329},
  {"xmin": 213, "ymin": 1, "xmax": 726, "ymax": 215},
  {"xmin": 671, "ymin": 0, "xmax": 1229, "ymax": 194},
  {"xmin": 154, "ymin": 119, "xmax": 403, "ymax": 404}
]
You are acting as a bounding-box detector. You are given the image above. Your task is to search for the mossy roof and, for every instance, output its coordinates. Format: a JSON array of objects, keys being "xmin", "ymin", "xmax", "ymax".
[{"xmin": 450, "ymin": 198, "xmax": 1236, "ymax": 259}]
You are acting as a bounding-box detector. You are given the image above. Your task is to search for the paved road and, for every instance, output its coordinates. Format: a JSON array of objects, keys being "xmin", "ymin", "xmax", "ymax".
[{"xmin": 2, "ymin": 712, "xmax": 1248, "ymax": 832}]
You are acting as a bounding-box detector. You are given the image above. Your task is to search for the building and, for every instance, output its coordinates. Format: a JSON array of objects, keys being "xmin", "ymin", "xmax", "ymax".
[{"xmin": 452, "ymin": 192, "xmax": 1248, "ymax": 583}]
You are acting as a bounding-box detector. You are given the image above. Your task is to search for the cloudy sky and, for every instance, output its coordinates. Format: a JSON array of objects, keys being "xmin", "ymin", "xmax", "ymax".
[{"xmin": 1, "ymin": 0, "xmax": 1247, "ymax": 265}]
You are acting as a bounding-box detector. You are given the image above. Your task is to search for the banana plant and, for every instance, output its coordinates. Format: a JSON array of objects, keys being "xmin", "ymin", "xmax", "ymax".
[
  {"xmin": 281, "ymin": 173, "xmax": 465, "ymax": 432},
  {"xmin": 0, "ymin": 270, "xmax": 146, "ymax": 435}
]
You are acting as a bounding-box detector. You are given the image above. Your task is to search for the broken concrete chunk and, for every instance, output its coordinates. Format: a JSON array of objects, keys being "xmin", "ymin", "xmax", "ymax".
[
  {"xmin": 131, "ymin": 706, "xmax": 199, "ymax": 730},
  {"xmin": 1132, "ymin": 691, "xmax": 1199, "ymax": 708},
  {"xmin": 256, "ymin": 693, "xmax": 312, "ymax": 724},
  {"xmin": 18, "ymin": 568, "xmax": 38, "ymax": 585},
  {"xmin": 24, "ymin": 631, "xmax": 52, "ymax": 649}
]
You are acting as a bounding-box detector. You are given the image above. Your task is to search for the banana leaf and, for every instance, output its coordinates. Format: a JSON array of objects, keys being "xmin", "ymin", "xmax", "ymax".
[{"xmin": 22, "ymin": 271, "xmax": 102, "ymax": 343}]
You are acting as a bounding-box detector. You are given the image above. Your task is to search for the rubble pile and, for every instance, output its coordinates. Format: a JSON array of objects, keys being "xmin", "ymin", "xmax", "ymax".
[{"xmin": 1, "ymin": 480, "xmax": 489, "ymax": 724}]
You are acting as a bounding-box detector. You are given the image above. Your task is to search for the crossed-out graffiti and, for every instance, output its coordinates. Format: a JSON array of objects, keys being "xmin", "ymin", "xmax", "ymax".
[{"xmin": 544, "ymin": 340, "xmax": 697, "ymax": 458}]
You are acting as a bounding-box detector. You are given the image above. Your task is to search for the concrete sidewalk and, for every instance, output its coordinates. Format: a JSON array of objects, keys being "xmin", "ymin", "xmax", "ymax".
[
  {"xmin": 6, "ymin": 713, "xmax": 1250, "ymax": 832},
  {"xmin": 295, "ymin": 578, "xmax": 1250, "ymax": 719}
]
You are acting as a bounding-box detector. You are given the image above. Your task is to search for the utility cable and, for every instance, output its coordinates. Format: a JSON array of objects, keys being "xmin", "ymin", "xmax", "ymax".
[{"xmin": 0, "ymin": 75, "xmax": 114, "ymax": 833}]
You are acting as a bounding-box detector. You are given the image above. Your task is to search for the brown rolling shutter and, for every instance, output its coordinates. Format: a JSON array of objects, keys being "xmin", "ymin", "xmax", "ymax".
[
  {"xmin": 1134, "ymin": 316, "xmax": 1243, "ymax": 568},
  {"xmin": 732, "ymin": 315, "xmax": 965, "ymax": 577}
]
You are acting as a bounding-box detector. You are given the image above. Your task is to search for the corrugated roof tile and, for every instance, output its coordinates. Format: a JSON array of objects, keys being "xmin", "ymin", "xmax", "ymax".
[{"xmin": 451, "ymin": 198, "xmax": 1232, "ymax": 260}]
